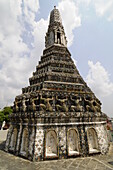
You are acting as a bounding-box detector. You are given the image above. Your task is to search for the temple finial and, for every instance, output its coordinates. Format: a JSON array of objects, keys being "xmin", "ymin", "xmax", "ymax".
[{"xmin": 45, "ymin": 7, "xmax": 67, "ymax": 48}]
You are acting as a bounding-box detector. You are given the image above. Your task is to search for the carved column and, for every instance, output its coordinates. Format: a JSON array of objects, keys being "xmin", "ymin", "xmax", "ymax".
[
  {"xmin": 55, "ymin": 32, "xmax": 57, "ymax": 43},
  {"xmin": 15, "ymin": 122, "xmax": 22, "ymax": 154},
  {"xmin": 34, "ymin": 126, "xmax": 44, "ymax": 161},
  {"xmin": 58, "ymin": 126, "xmax": 67, "ymax": 158},
  {"xmin": 78, "ymin": 124, "xmax": 89, "ymax": 156},
  {"xmin": 5, "ymin": 124, "xmax": 13, "ymax": 152},
  {"xmin": 28, "ymin": 126, "xmax": 35, "ymax": 160},
  {"xmin": 95, "ymin": 124, "xmax": 109, "ymax": 154}
]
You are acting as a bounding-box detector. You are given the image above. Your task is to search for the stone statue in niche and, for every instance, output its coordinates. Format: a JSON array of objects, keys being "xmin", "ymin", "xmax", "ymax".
[
  {"xmin": 68, "ymin": 130, "xmax": 78, "ymax": 153},
  {"xmin": 56, "ymin": 96, "xmax": 68, "ymax": 112},
  {"xmin": 48, "ymin": 134, "xmax": 55, "ymax": 153},
  {"xmin": 84, "ymin": 96, "xmax": 101, "ymax": 112},
  {"xmin": 57, "ymin": 31, "xmax": 61, "ymax": 44},
  {"xmin": 88, "ymin": 129, "xmax": 98, "ymax": 151},
  {"xmin": 88, "ymin": 131, "xmax": 94, "ymax": 150},
  {"xmin": 57, "ymin": 38, "xmax": 60, "ymax": 44},
  {"xmin": 70, "ymin": 95, "xmax": 83, "ymax": 112},
  {"xmin": 46, "ymin": 131, "xmax": 57, "ymax": 156},
  {"xmin": 40, "ymin": 94, "xmax": 53, "ymax": 111}
]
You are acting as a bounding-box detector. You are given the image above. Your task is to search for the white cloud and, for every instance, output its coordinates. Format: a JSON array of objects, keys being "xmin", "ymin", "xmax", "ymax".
[
  {"xmin": 58, "ymin": 0, "xmax": 81, "ymax": 46},
  {"xmin": 101, "ymin": 94, "xmax": 113, "ymax": 118},
  {"xmin": 86, "ymin": 61, "xmax": 113, "ymax": 97},
  {"xmin": 77, "ymin": 0, "xmax": 113, "ymax": 21},
  {"xmin": 77, "ymin": 0, "xmax": 91, "ymax": 6},
  {"xmin": 22, "ymin": 0, "xmax": 39, "ymax": 26},
  {"xmin": 94, "ymin": 0, "xmax": 113, "ymax": 19},
  {"xmin": 31, "ymin": 18, "xmax": 48, "ymax": 60},
  {"xmin": 0, "ymin": 0, "xmax": 22, "ymax": 35},
  {"xmin": 86, "ymin": 61, "xmax": 113, "ymax": 117},
  {"xmin": 0, "ymin": 0, "xmax": 40, "ymax": 108},
  {"xmin": 0, "ymin": 0, "xmax": 81, "ymax": 108}
]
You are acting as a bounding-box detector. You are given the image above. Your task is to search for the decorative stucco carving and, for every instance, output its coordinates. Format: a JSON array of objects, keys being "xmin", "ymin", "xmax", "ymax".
[
  {"xmin": 56, "ymin": 96, "xmax": 68, "ymax": 112},
  {"xmin": 5, "ymin": 6, "xmax": 109, "ymax": 161},
  {"xmin": 70, "ymin": 95, "xmax": 84, "ymax": 112}
]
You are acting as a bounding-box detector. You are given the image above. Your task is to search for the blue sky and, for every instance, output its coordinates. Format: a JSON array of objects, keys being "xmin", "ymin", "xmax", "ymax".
[{"xmin": 0, "ymin": 0, "xmax": 113, "ymax": 117}]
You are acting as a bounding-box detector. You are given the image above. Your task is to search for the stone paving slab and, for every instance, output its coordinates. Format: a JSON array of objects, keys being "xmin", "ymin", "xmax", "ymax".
[{"xmin": 0, "ymin": 141, "xmax": 113, "ymax": 170}]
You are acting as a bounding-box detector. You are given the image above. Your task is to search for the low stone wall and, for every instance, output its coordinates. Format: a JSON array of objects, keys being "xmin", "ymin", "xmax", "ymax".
[{"xmin": 0, "ymin": 130, "xmax": 8, "ymax": 142}]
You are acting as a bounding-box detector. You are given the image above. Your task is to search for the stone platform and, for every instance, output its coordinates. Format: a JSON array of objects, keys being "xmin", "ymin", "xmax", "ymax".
[{"xmin": 0, "ymin": 140, "xmax": 113, "ymax": 170}]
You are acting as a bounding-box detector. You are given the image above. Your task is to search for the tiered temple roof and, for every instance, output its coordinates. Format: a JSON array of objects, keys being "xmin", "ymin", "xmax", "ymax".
[{"xmin": 6, "ymin": 6, "xmax": 109, "ymax": 162}]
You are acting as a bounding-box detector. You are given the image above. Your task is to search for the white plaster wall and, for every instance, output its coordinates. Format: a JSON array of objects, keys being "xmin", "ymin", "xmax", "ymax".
[{"xmin": 95, "ymin": 125, "xmax": 109, "ymax": 154}]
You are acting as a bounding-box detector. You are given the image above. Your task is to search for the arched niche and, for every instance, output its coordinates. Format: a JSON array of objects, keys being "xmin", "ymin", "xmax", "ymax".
[
  {"xmin": 21, "ymin": 128, "xmax": 28, "ymax": 154},
  {"xmin": 57, "ymin": 29, "xmax": 61, "ymax": 44},
  {"xmin": 45, "ymin": 130, "xmax": 57, "ymax": 157},
  {"xmin": 10, "ymin": 128, "xmax": 17, "ymax": 149},
  {"xmin": 87, "ymin": 128, "xmax": 99, "ymax": 153},
  {"xmin": 67, "ymin": 129, "xmax": 79, "ymax": 156}
]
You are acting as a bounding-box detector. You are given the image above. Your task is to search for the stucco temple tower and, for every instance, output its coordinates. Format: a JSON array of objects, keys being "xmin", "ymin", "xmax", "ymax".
[{"xmin": 5, "ymin": 7, "xmax": 109, "ymax": 161}]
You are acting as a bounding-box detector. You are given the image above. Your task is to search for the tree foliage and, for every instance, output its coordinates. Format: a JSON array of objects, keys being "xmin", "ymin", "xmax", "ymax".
[
  {"xmin": 0, "ymin": 111, "xmax": 4, "ymax": 123},
  {"xmin": 0, "ymin": 106, "xmax": 13, "ymax": 123}
]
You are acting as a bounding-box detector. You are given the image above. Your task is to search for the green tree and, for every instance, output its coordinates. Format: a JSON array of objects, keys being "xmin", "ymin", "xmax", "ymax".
[
  {"xmin": 0, "ymin": 106, "xmax": 13, "ymax": 124},
  {"xmin": 0, "ymin": 111, "xmax": 5, "ymax": 123}
]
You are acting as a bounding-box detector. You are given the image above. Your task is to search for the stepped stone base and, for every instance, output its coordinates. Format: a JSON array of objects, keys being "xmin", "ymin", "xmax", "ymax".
[{"xmin": 5, "ymin": 116, "xmax": 109, "ymax": 161}]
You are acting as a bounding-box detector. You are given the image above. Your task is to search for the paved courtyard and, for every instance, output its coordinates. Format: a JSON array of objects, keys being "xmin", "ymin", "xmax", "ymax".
[{"xmin": 0, "ymin": 138, "xmax": 113, "ymax": 170}]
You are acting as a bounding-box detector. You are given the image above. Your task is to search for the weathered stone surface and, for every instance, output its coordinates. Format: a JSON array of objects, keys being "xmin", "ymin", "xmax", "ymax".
[
  {"xmin": 5, "ymin": 6, "xmax": 109, "ymax": 161},
  {"xmin": 1, "ymin": 141, "xmax": 113, "ymax": 170}
]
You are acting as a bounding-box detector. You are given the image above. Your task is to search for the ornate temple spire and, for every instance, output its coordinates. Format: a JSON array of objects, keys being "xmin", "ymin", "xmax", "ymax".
[
  {"xmin": 49, "ymin": 6, "xmax": 62, "ymax": 25},
  {"xmin": 45, "ymin": 6, "xmax": 67, "ymax": 48}
]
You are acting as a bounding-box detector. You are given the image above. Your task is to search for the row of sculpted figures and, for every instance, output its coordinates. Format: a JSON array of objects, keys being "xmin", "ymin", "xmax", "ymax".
[{"xmin": 13, "ymin": 93, "xmax": 101, "ymax": 113}]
